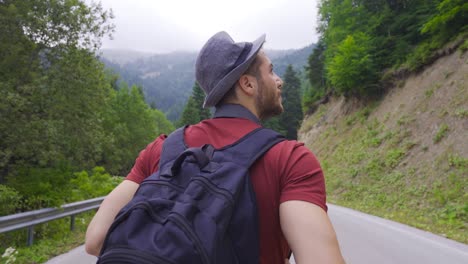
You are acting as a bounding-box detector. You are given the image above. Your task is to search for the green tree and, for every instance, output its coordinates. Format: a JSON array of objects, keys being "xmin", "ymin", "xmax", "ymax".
[
  {"xmin": 0, "ymin": 47, "xmax": 113, "ymax": 181},
  {"xmin": 263, "ymin": 117, "xmax": 286, "ymax": 136},
  {"xmin": 4, "ymin": 49, "xmax": 111, "ymax": 188},
  {"xmin": 178, "ymin": 82, "xmax": 212, "ymax": 126},
  {"xmin": 192, "ymin": 82, "xmax": 211, "ymax": 120},
  {"xmin": 421, "ymin": 0, "xmax": 468, "ymax": 41},
  {"xmin": 179, "ymin": 96, "xmax": 201, "ymax": 126},
  {"xmin": 307, "ymin": 41, "xmax": 327, "ymax": 90},
  {"xmin": 0, "ymin": 0, "xmax": 113, "ymax": 181},
  {"xmin": 151, "ymin": 109, "xmax": 175, "ymax": 136},
  {"xmin": 100, "ymin": 83, "xmax": 172, "ymax": 175},
  {"xmin": 327, "ymin": 33, "xmax": 377, "ymax": 97},
  {"xmin": 311, "ymin": 0, "xmax": 445, "ymax": 103},
  {"xmin": 304, "ymin": 40, "xmax": 328, "ymax": 107},
  {"xmin": 280, "ymin": 65, "xmax": 304, "ymax": 140}
]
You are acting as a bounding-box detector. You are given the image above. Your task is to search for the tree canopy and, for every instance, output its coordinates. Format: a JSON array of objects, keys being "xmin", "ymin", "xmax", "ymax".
[
  {"xmin": 304, "ymin": 0, "xmax": 467, "ymax": 103},
  {"xmin": 279, "ymin": 65, "xmax": 304, "ymax": 140},
  {"xmin": 178, "ymin": 82, "xmax": 212, "ymax": 126},
  {"xmin": 0, "ymin": 0, "xmax": 174, "ymax": 211}
]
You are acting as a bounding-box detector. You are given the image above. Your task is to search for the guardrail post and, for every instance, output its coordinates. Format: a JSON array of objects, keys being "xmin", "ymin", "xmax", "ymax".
[
  {"xmin": 27, "ymin": 226, "xmax": 34, "ymax": 246},
  {"xmin": 70, "ymin": 215, "xmax": 75, "ymax": 231}
]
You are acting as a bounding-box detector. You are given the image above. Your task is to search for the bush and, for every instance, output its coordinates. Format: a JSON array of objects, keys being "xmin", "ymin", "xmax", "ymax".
[
  {"xmin": 0, "ymin": 185, "xmax": 22, "ymax": 216},
  {"xmin": 459, "ymin": 39, "xmax": 468, "ymax": 52},
  {"xmin": 303, "ymin": 85, "xmax": 326, "ymax": 110},
  {"xmin": 70, "ymin": 166, "xmax": 121, "ymax": 201},
  {"xmin": 6, "ymin": 164, "xmax": 74, "ymax": 210},
  {"xmin": 0, "ymin": 166, "xmax": 121, "ymax": 258},
  {"xmin": 405, "ymin": 41, "xmax": 440, "ymax": 71}
]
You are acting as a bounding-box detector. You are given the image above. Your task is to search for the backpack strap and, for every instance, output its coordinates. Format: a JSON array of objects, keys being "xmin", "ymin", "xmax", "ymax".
[
  {"xmin": 158, "ymin": 126, "xmax": 187, "ymax": 176},
  {"xmin": 221, "ymin": 127, "xmax": 285, "ymax": 167},
  {"xmin": 159, "ymin": 103, "xmax": 286, "ymax": 176},
  {"xmin": 214, "ymin": 104, "xmax": 285, "ymax": 165}
]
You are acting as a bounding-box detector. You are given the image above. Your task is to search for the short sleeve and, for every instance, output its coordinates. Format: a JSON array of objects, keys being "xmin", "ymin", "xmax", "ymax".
[
  {"xmin": 278, "ymin": 142, "xmax": 327, "ymax": 212},
  {"xmin": 126, "ymin": 134, "xmax": 166, "ymax": 184}
]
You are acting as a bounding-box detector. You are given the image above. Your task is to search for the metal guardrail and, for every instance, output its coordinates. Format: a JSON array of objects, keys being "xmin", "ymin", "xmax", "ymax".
[{"xmin": 0, "ymin": 196, "xmax": 105, "ymax": 246}]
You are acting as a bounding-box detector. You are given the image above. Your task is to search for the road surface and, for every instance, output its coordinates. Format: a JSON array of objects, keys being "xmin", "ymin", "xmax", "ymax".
[
  {"xmin": 326, "ymin": 205, "xmax": 468, "ymax": 264},
  {"xmin": 46, "ymin": 204, "xmax": 468, "ymax": 263}
]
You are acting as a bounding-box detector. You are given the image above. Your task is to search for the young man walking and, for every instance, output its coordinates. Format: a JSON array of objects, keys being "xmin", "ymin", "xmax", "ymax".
[{"xmin": 86, "ymin": 31, "xmax": 344, "ymax": 264}]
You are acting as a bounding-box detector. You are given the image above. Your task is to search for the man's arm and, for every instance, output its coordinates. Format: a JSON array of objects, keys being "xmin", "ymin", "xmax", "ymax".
[
  {"xmin": 85, "ymin": 180, "xmax": 139, "ymax": 256},
  {"xmin": 280, "ymin": 200, "xmax": 345, "ymax": 264}
]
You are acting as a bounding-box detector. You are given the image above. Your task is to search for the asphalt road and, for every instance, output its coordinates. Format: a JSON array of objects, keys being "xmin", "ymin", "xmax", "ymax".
[
  {"xmin": 46, "ymin": 204, "xmax": 468, "ymax": 264},
  {"xmin": 326, "ymin": 204, "xmax": 468, "ymax": 264},
  {"xmin": 45, "ymin": 245, "xmax": 96, "ymax": 264}
]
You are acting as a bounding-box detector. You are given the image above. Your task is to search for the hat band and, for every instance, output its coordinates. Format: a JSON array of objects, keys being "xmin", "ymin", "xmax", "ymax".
[{"xmin": 229, "ymin": 42, "xmax": 253, "ymax": 73}]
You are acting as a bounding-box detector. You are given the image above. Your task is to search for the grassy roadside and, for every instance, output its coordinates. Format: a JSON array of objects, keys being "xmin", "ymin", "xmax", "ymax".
[
  {"xmin": 301, "ymin": 98, "xmax": 467, "ymax": 244},
  {"xmin": 1, "ymin": 213, "xmax": 94, "ymax": 264},
  {"xmin": 1, "ymin": 169, "xmax": 122, "ymax": 264}
]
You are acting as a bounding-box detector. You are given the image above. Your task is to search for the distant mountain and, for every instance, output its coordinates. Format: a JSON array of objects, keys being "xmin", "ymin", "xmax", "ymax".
[
  {"xmin": 100, "ymin": 49, "xmax": 156, "ymax": 65},
  {"xmin": 267, "ymin": 44, "xmax": 316, "ymax": 78},
  {"xmin": 99, "ymin": 44, "xmax": 316, "ymax": 122},
  {"xmin": 100, "ymin": 51, "xmax": 197, "ymax": 121}
]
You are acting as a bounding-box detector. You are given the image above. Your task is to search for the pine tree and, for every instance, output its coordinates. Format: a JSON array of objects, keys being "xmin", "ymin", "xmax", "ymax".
[
  {"xmin": 192, "ymin": 82, "xmax": 211, "ymax": 120},
  {"xmin": 304, "ymin": 40, "xmax": 328, "ymax": 107},
  {"xmin": 280, "ymin": 65, "xmax": 304, "ymax": 140},
  {"xmin": 178, "ymin": 82, "xmax": 211, "ymax": 126},
  {"xmin": 179, "ymin": 96, "xmax": 200, "ymax": 126},
  {"xmin": 263, "ymin": 117, "xmax": 286, "ymax": 136}
]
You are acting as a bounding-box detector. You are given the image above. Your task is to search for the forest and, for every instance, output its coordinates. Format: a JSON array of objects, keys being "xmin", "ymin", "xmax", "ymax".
[
  {"xmin": 0, "ymin": 0, "xmax": 174, "ymax": 216},
  {"xmin": 304, "ymin": 0, "xmax": 467, "ymax": 106},
  {"xmin": 0, "ymin": 0, "xmax": 466, "ymax": 261}
]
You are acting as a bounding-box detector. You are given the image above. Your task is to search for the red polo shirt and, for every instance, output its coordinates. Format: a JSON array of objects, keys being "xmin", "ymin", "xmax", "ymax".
[{"xmin": 126, "ymin": 117, "xmax": 327, "ymax": 264}]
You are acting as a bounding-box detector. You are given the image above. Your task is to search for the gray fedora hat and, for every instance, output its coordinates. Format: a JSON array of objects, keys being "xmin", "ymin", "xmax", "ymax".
[{"xmin": 195, "ymin": 31, "xmax": 266, "ymax": 108}]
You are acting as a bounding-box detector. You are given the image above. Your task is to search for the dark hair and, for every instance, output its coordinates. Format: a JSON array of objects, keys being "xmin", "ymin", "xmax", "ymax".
[
  {"xmin": 216, "ymin": 54, "xmax": 262, "ymax": 106},
  {"xmin": 244, "ymin": 54, "xmax": 262, "ymax": 78}
]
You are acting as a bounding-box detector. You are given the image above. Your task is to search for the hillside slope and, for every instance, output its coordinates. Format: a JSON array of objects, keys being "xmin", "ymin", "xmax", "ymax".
[{"xmin": 299, "ymin": 50, "xmax": 467, "ymax": 243}]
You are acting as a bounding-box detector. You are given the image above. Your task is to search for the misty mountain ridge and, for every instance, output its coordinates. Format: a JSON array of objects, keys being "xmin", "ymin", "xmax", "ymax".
[{"xmin": 99, "ymin": 44, "xmax": 316, "ymax": 122}]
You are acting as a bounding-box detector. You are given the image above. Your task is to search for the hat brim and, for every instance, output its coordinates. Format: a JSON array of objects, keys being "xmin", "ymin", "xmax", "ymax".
[{"xmin": 203, "ymin": 34, "xmax": 266, "ymax": 108}]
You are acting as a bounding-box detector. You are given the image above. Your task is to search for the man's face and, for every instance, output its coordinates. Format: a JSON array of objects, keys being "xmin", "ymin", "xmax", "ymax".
[{"xmin": 252, "ymin": 51, "xmax": 284, "ymax": 120}]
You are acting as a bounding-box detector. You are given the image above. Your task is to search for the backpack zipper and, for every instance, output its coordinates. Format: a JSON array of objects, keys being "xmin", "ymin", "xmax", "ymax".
[
  {"xmin": 101, "ymin": 201, "xmax": 168, "ymax": 253},
  {"xmin": 192, "ymin": 177, "xmax": 234, "ymax": 206},
  {"xmin": 99, "ymin": 246, "xmax": 176, "ymax": 264},
  {"xmin": 143, "ymin": 177, "xmax": 234, "ymax": 206},
  {"xmin": 169, "ymin": 212, "xmax": 211, "ymax": 264},
  {"xmin": 141, "ymin": 179, "xmax": 185, "ymax": 192},
  {"xmin": 112, "ymin": 201, "xmax": 166, "ymax": 227}
]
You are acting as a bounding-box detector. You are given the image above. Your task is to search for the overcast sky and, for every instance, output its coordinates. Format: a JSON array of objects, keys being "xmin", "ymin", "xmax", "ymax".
[{"xmin": 94, "ymin": 0, "xmax": 320, "ymax": 53}]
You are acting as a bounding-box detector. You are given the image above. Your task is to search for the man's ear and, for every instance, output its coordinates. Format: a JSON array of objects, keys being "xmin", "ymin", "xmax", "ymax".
[{"xmin": 237, "ymin": 74, "xmax": 256, "ymax": 96}]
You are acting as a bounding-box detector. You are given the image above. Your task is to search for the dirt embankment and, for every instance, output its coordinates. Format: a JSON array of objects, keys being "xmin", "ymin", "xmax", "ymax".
[{"xmin": 298, "ymin": 49, "xmax": 467, "ymax": 242}]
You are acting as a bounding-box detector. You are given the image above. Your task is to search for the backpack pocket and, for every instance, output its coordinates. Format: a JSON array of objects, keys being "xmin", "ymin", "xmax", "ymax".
[
  {"xmin": 100, "ymin": 199, "xmax": 212, "ymax": 264},
  {"xmin": 99, "ymin": 246, "xmax": 176, "ymax": 264}
]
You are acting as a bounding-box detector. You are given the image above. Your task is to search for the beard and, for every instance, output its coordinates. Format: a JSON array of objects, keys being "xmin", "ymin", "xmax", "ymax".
[{"xmin": 254, "ymin": 77, "xmax": 283, "ymax": 120}]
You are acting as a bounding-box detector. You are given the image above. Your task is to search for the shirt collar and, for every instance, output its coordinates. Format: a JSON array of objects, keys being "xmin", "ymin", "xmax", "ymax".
[{"xmin": 213, "ymin": 104, "xmax": 261, "ymax": 125}]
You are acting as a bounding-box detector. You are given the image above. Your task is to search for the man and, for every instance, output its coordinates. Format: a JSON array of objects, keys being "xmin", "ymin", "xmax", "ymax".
[{"xmin": 86, "ymin": 31, "xmax": 345, "ymax": 264}]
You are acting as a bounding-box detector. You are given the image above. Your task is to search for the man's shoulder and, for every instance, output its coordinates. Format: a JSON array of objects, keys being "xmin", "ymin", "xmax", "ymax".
[
  {"xmin": 269, "ymin": 139, "xmax": 310, "ymax": 155},
  {"xmin": 265, "ymin": 139, "xmax": 319, "ymax": 168},
  {"xmin": 144, "ymin": 134, "xmax": 168, "ymax": 153}
]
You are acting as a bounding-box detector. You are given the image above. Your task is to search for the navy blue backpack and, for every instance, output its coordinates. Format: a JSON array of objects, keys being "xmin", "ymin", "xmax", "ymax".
[{"xmin": 98, "ymin": 126, "xmax": 285, "ymax": 264}]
